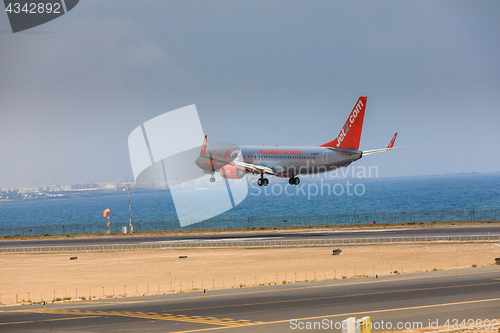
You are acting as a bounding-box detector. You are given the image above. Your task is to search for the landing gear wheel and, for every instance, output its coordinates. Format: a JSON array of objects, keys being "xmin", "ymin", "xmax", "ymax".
[
  {"xmin": 289, "ymin": 176, "xmax": 300, "ymax": 185},
  {"xmin": 258, "ymin": 178, "xmax": 269, "ymax": 186},
  {"xmin": 210, "ymin": 177, "xmax": 216, "ymax": 183},
  {"xmin": 294, "ymin": 177, "xmax": 300, "ymax": 185}
]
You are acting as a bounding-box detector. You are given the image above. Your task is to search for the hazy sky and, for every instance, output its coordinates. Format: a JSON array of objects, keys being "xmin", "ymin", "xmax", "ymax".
[{"xmin": 1, "ymin": 1, "xmax": 499, "ymax": 188}]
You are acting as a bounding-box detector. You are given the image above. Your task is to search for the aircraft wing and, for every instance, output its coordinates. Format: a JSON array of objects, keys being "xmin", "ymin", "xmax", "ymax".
[
  {"xmin": 198, "ymin": 135, "xmax": 275, "ymax": 176},
  {"xmin": 233, "ymin": 160, "xmax": 275, "ymax": 175},
  {"xmin": 362, "ymin": 146, "xmax": 405, "ymax": 155},
  {"xmin": 200, "ymin": 152, "xmax": 275, "ymax": 175},
  {"xmin": 362, "ymin": 132, "xmax": 406, "ymax": 156}
]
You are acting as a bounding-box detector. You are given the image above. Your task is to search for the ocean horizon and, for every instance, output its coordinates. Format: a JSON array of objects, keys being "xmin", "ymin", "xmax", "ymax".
[{"xmin": 0, "ymin": 172, "xmax": 499, "ymax": 228}]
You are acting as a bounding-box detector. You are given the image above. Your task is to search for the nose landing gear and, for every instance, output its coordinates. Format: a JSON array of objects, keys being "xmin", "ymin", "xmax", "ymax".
[{"xmin": 288, "ymin": 176, "xmax": 300, "ymax": 185}]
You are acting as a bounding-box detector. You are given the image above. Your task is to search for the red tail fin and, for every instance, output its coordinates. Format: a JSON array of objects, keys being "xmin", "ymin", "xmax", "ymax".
[
  {"xmin": 320, "ymin": 96, "xmax": 367, "ymax": 149},
  {"xmin": 200, "ymin": 135, "xmax": 208, "ymax": 154},
  {"xmin": 387, "ymin": 132, "xmax": 398, "ymax": 149}
]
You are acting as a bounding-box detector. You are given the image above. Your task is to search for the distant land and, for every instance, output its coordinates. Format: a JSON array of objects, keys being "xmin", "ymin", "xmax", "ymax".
[
  {"xmin": 0, "ymin": 182, "xmax": 165, "ymax": 203},
  {"xmin": 1, "ymin": 171, "xmax": 498, "ymax": 203}
]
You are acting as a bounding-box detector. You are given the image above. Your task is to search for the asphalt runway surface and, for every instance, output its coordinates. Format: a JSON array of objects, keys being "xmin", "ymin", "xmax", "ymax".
[
  {"xmin": 0, "ymin": 226, "xmax": 499, "ymax": 250},
  {"xmin": 0, "ymin": 266, "xmax": 499, "ymax": 332}
]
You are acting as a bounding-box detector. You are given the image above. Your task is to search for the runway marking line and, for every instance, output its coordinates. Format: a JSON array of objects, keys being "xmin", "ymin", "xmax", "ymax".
[
  {"xmin": 128, "ymin": 268, "xmax": 500, "ymax": 309},
  {"xmin": 160, "ymin": 280, "xmax": 500, "ymax": 313},
  {"xmin": 168, "ymin": 298, "xmax": 500, "ymax": 333},
  {"xmin": 3, "ymin": 280, "xmax": 498, "ymax": 328},
  {"xmin": 22, "ymin": 309, "xmax": 264, "ymax": 327},
  {"xmin": 0, "ymin": 315, "xmax": 100, "ymax": 326}
]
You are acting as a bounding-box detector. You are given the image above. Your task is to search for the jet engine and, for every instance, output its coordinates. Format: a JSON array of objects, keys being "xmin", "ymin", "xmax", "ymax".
[{"xmin": 220, "ymin": 165, "xmax": 246, "ymax": 179}]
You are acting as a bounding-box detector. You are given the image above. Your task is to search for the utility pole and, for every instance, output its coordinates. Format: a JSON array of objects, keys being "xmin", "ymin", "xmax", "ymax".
[{"xmin": 128, "ymin": 183, "xmax": 133, "ymax": 234}]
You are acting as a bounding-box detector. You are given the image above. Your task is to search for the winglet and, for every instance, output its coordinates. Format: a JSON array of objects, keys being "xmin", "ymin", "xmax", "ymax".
[
  {"xmin": 362, "ymin": 133, "xmax": 405, "ymax": 156},
  {"xmin": 387, "ymin": 132, "xmax": 398, "ymax": 149},
  {"xmin": 200, "ymin": 135, "xmax": 208, "ymax": 155}
]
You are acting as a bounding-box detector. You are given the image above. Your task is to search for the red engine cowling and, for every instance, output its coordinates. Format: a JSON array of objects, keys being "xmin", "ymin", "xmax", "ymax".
[{"xmin": 220, "ymin": 165, "xmax": 246, "ymax": 179}]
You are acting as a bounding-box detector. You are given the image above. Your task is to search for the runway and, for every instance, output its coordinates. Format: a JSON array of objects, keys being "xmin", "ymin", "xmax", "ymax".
[
  {"xmin": 0, "ymin": 225, "xmax": 499, "ymax": 251},
  {"xmin": 0, "ymin": 266, "xmax": 499, "ymax": 332}
]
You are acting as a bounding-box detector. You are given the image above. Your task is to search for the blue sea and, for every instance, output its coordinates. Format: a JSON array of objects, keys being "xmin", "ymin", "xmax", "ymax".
[{"xmin": 0, "ymin": 173, "xmax": 499, "ymax": 229}]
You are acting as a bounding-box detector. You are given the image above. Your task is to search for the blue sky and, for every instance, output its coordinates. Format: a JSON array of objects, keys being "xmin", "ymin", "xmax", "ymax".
[{"xmin": 0, "ymin": 1, "xmax": 499, "ymax": 187}]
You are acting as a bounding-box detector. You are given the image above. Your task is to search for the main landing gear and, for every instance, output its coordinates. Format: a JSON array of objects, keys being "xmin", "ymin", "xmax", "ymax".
[
  {"xmin": 257, "ymin": 174, "xmax": 269, "ymax": 186},
  {"xmin": 289, "ymin": 176, "xmax": 300, "ymax": 185}
]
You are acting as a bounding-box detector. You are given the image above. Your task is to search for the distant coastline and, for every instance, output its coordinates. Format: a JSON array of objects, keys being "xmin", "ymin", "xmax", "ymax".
[
  {"xmin": 0, "ymin": 186, "xmax": 165, "ymax": 203},
  {"xmin": 0, "ymin": 172, "xmax": 498, "ymax": 227},
  {"xmin": 0, "ymin": 171, "xmax": 498, "ymax": 204}
]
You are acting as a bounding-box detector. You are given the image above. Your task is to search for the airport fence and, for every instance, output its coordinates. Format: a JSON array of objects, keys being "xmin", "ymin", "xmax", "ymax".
[
  {"xmin": 0, "ymin": 207, "xmax": 498, "ymax": 237},
  {"xmin": 1, "ymin": 234, "xmax": 499, "ymax": 253}
]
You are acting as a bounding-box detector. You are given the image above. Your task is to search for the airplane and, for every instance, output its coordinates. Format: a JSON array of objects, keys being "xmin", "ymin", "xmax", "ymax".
[{"xmin": 195, "ymin": 96, "xmax": 404, "ymax": 186}]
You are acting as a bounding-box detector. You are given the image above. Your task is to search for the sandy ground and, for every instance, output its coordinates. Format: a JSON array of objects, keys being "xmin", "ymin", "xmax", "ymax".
[{"xmin": 0, "ymin": 243, "xmax": 498, "ymax": 305}]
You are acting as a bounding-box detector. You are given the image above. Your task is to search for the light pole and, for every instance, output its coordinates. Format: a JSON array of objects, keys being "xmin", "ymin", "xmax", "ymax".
[{"xmin": 128, "ymin": 184, "xmax": 133, "ymax": 234}]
